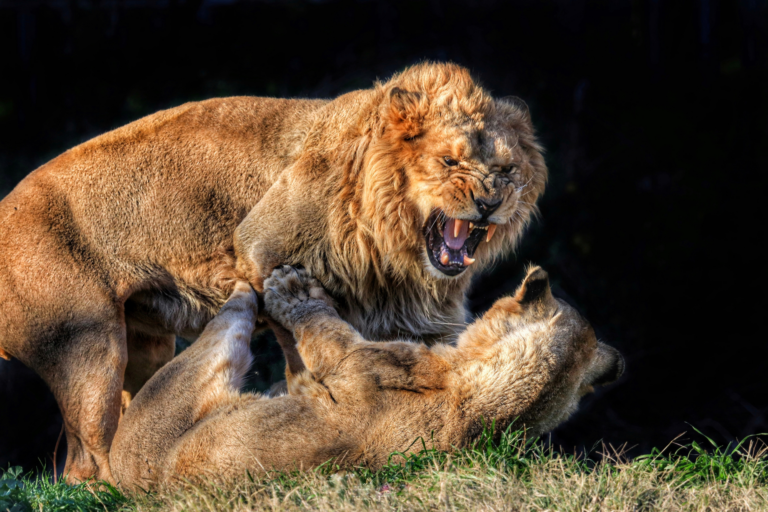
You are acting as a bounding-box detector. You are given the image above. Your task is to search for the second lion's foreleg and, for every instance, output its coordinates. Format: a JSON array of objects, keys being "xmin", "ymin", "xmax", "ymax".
[
  {"xmin": 263, "ymin": 266, "xmax": 364, "ymax": 382},
  {"xmin": 110, "ymin": 281, "xmax": 258, "ymax": 488}
]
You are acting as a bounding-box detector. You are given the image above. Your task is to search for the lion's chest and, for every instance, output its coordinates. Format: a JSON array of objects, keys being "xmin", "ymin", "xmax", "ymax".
[{"xmin": 337, "ymin": 287, "xmax": 467, "ymax": 342}]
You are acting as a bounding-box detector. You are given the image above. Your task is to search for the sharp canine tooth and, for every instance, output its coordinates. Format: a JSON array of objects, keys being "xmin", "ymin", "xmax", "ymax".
[
  {"xmin": 454, "ymin": 219, "xmax": 464, "ymax": 238},
  {"xmin": 463, "ymin": 255, "xmax": 476, "ymax": 266},
  {"xmin": 440, "ymin": 250, "xmax": 450, "ymax": 266},
  {"xmin": 486, "ymin": 224, "xmax": 497, "ymax": 243},
  {"xmin": 469, "ymin": 222, "xmax": 474, "ymax": 231}
]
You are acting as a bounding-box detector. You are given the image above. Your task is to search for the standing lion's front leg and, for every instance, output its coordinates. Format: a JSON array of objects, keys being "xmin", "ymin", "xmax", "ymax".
[
  {"xmin": 233, "ymin": 162, "xmax": 325, "ymax": 292},
  {"xmin": 263, "ymin": 266, "xmax": 365, "ymax": 382}
]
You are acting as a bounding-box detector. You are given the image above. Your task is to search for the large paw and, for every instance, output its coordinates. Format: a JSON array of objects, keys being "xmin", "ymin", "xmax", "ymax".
[{"xmin": 263, "ymin": 266, "xmax": 336, "ymax": 328}]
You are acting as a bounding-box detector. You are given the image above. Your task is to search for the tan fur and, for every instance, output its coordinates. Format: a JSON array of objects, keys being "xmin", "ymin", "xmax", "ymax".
[
  {"xmin": 110, "ymin": 266, "xmax": 623, "ymax": 489},
  {"xmin": 0, "ymin": 62, "xmax": 546, "ymax": 481}
]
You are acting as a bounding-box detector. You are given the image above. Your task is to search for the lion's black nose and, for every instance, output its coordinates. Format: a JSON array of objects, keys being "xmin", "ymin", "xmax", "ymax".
[{"xmin": 475, "ymin": 197, "xmax": 502, "ymax": 218}]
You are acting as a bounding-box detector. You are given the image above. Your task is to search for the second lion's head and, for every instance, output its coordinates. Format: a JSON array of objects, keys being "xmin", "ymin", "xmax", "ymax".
[{"xmin": 358, "ymin": 62, "xmax": 547, "ymax": 281}]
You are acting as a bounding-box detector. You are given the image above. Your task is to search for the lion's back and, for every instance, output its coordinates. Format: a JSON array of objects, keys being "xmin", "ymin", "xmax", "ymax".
[{"xmin": 0, "ymin": 96, "xmax": 327, "ymax": 268}]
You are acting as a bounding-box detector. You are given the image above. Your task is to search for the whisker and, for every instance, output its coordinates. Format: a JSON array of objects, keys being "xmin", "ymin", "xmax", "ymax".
[
  {"xmin": 427, "ymin": 211, "xmax": 442, "ymax": 233},
  {"xmin": 430, "ymin": 321, "xmax": 468, "ymax": 327},
  {"xmin": 516, "ymin": 175, "xmax": 535, "ymax": 193},
  {"xmin": 514, "ymin": 211, "xmax": 528, "ymax": 223}
]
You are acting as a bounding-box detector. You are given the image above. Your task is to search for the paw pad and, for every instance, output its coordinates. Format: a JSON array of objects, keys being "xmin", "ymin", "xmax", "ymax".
[{"xmin": 263, "ymin": 266, "xmax": 334, "ymax": 327}]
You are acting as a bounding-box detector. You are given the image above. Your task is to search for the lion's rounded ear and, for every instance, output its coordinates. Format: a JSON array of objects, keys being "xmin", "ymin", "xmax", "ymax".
[
  {"xmin": 499, "ymin": 95, "xmax": 531, "ymax": 122},
  {"xmin": 385, "ymin": 87, "xmax": 428, "ymax": 139},
  {"xmin": 390, "ymin": 87, "xmax": 423, "ymax": 118}
]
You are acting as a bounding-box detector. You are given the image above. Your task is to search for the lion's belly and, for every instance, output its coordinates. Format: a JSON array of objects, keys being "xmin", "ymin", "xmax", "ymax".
[
  {"xmin": 122, "ymin": 251, "xmax": 244, "ymax": 340},
  {"xmin": 124, "ymin": 285, "xmax": 224, "ymax": 340}
]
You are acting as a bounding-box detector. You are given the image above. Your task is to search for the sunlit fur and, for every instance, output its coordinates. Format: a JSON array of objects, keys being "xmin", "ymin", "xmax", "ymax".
[{"xmin": 109, "ymin": 266, "xmax": 623, "ymax": 488}]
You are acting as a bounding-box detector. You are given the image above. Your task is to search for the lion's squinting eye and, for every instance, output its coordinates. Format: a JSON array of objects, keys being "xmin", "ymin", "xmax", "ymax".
[
  {"xmin": 502, "ymin": 164, "xmax": 520, "ymax": 175},
  {"xmin": 443, "ymin": 156, "xmax": 459, "ymax": 166}
]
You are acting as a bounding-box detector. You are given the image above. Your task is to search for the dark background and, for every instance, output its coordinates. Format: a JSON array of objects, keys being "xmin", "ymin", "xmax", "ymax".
[{"xmin": 1, "ymin": 0, "xmax": 766, "ymax": 474}]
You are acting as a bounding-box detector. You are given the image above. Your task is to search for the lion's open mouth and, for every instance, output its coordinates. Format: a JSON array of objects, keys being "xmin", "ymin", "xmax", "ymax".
[{"xmin": 424, "ymin": 210, "xmax": 497, "ymax": 276}]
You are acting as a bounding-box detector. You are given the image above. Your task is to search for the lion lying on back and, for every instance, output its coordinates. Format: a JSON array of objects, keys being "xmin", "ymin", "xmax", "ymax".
[{"xmin": 110, "ymin": 266, "xmax": 623, "ymax": 488}]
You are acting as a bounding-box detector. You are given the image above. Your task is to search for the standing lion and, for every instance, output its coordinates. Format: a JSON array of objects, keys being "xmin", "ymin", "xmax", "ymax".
[{"xmin": 0, "ymin": 62, "xmax": 546, "ymax": 482}]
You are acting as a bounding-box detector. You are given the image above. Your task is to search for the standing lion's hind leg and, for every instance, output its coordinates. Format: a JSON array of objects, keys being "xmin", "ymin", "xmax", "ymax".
[
  {"xmin": 189, "ymin": 280, "xmax": 258, "ymax": 420},
  {"xmin": 121, "ymin": 332, "xmax": 176, "ymax": 414}
]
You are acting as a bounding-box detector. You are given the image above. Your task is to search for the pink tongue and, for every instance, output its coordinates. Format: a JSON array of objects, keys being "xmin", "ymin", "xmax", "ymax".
[{"xmin": 444, "ymin": 218, "xmax": 469, "ymax": 250}]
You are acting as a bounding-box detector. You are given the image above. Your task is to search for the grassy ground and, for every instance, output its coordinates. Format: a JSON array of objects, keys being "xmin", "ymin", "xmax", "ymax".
[{"xmin": 3, "ymin": 429, "xmax": 766, "ymax": 512}]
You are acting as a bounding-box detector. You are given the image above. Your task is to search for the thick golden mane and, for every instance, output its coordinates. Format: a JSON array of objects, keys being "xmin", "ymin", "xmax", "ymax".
[
  {"xmin": 323, "ymin": 63, "xmax": 546, "ymax": 300},
  {"xmin": 379, "ymin": 62, "xmax": 494, "ymax": 121}
]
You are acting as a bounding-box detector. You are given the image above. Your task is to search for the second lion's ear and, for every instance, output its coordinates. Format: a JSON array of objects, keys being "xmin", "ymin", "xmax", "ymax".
[
  {"xmin": 385, "ymin": 87, "xmax": 428, "ymax": 139},
  {"xmin": 514, "ymin": 266, "xmax": 552, "ymax": 306}
]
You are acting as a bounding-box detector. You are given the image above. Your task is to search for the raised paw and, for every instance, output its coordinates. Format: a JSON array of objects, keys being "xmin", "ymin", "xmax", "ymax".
[{"xmin": 263, "ymin": 265, "xmax": 336, "ymax": 328}]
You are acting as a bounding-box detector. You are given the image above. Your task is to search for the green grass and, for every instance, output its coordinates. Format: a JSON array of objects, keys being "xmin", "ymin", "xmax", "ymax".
[
  {"xmin": 3, "ymin": 428, "xmax": 767, "ymax": 511},
  {"xmin": 0, "ymin": 466, "xmax": 128, "ymax": 512}
]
